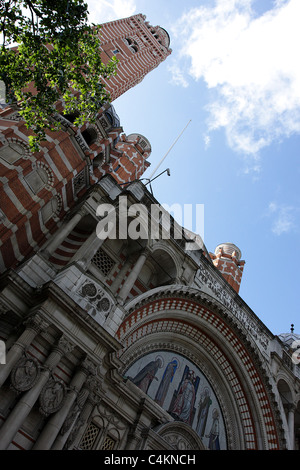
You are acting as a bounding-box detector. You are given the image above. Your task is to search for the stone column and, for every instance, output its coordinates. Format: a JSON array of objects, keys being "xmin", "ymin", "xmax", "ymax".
[
  {"xmin": 287, "ymin": 404, "xmax": 296, "ymax": 450},
  {"xmin": 117, "ymin": 248, "xmax": 149, "ymax": 303},
  {"xmin": 124, "ymin": 427, "xmax": 142, "ymax": 450},
  {"xmin": 33, "ymin": 358, "xmax": 97, "ymax": 450},
  {"xmin": 110, "ymin": 256, "xmax": 133, "ymax": 294},
  {"xmin": 0, "ymin": 313, "xmax": 49, "ymax": 388},
  {"xmin": 64, "ymin": 389, "xmax": 99, "ymax": 450},
  {"xmin": 52, "ymin": 388, "xmax": 90, "ymax": 450},
  {"xmin": 42, "ymin": 207, "xmax": 86, "ymax": 258},
  {"xmin": 0, "ymin": 336, "xmax": 73, "ymax": 450}
]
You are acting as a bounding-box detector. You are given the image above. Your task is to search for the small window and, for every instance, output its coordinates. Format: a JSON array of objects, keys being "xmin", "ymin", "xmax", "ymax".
[
  {"xmin": 81, "ymin": 128, "xmax": 98, "ymax": 146},
  {"xmin": 112, "ymin": 49, "xmax": 120, "ymax": 55},
  {"xmin": 124, "ymin": 37, "xmax": 139, "ymax": 54},
  {"xmin": 0, "ymin": 142, "xmax": 25, "ymax": 164},
  {"xmin": 73, "ymin": 169, "xmax": 86, "ymax": 195}
]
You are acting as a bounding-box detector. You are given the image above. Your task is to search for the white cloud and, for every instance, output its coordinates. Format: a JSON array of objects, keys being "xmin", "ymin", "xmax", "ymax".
[
  {"xmin": 267, "ymin": 202, "xmax": 297, "ymax": 235},
  {"xmin": 167, "ymin": 63, "xmax": 189, "ymax": 88},
  {"xmin": 170, "ymin": 0, "xmax": 300, "ymax": 156},
  {"xmin": 86, "ymin": 0, "xmax": 136, "ymax": 24}
]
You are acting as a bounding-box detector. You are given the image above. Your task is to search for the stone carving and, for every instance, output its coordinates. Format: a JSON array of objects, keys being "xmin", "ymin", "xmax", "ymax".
[
  {"xmin": 39, "ymin": 377, "xmax": 66, "ymax": 416},
  {"xmin": 10, "ymin": 355, "xmax": 40, "ymax": 393},
  {"xmin": 55, "ymin": 336, "xmax": 75, "ymax": 357},
  {"xmin": 78, "ymin": 280, "xmax": 112, "ymax": 318},
  {"xmin": 196, "ymin": 263, "xmax": 269, "ymax": 350},
  {"xmin": 23, "ymin": 312, "xmax": 50, "ymax": 334},
  {"xmin": 163, "ymin": 432, "xmax": 192, "ymax": 450}
]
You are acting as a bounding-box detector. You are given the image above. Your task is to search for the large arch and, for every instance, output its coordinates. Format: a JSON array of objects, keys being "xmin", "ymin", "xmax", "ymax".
[{"xmin": 117, "ymin": 288, "xmax": 285, "ymax": 450}]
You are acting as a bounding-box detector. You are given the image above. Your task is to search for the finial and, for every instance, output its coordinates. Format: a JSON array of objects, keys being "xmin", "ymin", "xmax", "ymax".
[{"xmin": 291, "ymin": 324, "xmax": 294, "ymax": 333}]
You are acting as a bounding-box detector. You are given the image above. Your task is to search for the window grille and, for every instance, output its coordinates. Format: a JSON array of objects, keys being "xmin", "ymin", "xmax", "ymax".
[
  {"xmin": 73, "ymin": 169, "xmax": 86, "ymax": 195},
  {"xmin": 79, "ymin": 423, "xmax": 100, "ymax": 450},
  {"xmin": 101, "ymin": 436, "xmax": 116, "ymax": 450},
  {"xmin": 92, "ymin": 249, "xmax": 115, "ymax": 277},
  {"xmin": 139, "ymin": 139, "xmax": 147, "ymax": 149}
]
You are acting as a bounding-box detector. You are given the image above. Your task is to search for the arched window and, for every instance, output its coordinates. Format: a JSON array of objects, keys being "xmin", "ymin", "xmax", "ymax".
[
  {"xmin": 63, "ymin": 111, "xmax": 80, "ymax": 124},
  {"xmin": 81, "ymin": 128, "xmax": 98, "ymax": 146},
  {"xmin": 93, "ymin": 152, "xmax": 104, "ymax": 167},
  {"xmin": 124, "ymin": 37, "xmax": 139, "ymax": 53}
]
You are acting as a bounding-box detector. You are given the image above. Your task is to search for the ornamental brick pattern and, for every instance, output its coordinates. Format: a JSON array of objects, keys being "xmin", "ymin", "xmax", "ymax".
[
  {"xmin": 98, "ymin": 14, "xmax": 172, "ymax": 101},
  {"xmin": 117, "ymin": 296, "xmax": 280, "ymax": 450},
  {"xmin": 0, "ymin": 14, "xmax": 169, "ymax": 273},
  {"xmin": 209, "ymin": 243, "xmax": 245, "ymax": 293}
]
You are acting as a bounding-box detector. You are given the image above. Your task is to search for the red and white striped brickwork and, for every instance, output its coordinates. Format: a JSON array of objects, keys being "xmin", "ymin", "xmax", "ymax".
[
  {"xmin": 210, "ymin": 244, "xmax": 245, "ymax": 293},
  {"xmin": 99, "ymin": 14, "xmax": 171, "ymax": 101},
  {"xmin": 0, "ymin": 14, "xmax": 169, "ymax": 273}
]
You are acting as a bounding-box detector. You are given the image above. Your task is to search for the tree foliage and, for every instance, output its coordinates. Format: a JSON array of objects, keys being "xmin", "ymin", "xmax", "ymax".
[{"xmin": 0, "ymin": 0, "xmax": 118, "ymax": 150}]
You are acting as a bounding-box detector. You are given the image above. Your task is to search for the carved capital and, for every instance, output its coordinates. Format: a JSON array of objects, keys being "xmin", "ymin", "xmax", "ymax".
[
  {"xmin": 80, "ymin": 357, "xmax": 98, "ymax": 376},
  {"xmin": 24, "ymin": 312, "xmax": 50, "ymax": 334},
  {"xmin": 53, "ymin": 336, "xmax": 75, "ymax": 356}
]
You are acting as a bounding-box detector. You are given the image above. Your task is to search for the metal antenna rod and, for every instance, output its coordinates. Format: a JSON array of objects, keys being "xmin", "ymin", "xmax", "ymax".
[{"xmin": 148, "ymin": 119, "xmax": 192, "ymax": 180}]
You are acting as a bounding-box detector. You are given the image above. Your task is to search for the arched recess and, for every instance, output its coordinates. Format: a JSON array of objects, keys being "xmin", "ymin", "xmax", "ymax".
[
  {"xmin": 150, "ymin": 421, "xmax": 206, "ymax": 450},
  {"xmin": 116, "ymin": 291, "xmax": 284, "ymax": 450},
  {"xmin": 137, "ymin": 247, "xmax": 178, "ymax": 292}
]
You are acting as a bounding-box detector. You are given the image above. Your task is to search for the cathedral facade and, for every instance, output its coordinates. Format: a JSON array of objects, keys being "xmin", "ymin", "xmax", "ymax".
[{"xmin": 0, "ymin": 14, "xmax": 299, "ymax": 451}]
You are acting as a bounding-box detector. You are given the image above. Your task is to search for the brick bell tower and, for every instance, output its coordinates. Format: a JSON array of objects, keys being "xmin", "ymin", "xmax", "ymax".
[
  {"xmin": 99, "ymin": 14, "xmax": 172, "ymax": 101},
  {"xmin": 0, "ymin": 14, "xmax": 171, "ymax": 273},
  {"xmin": 210, "ymin": 243, "xmax": 245, "ymax": 293}
]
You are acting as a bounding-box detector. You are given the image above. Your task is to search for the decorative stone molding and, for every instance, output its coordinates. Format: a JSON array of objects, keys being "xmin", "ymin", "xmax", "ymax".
[
  {"xmin": 77, "ymin": 280, "xmax": 112, "ymax": 319},
  {"xmin": 156, "ymin": 422, "xmax": 206, "ymax": 450},
  {"xmin": 0, "ymin": 299, "xmax": 10, "ymax": 316},
  {"xmin": 52, "ymin": 336, "xmax": 75, "ymax": 359},
  {"xmin": 10, "ymin": 354, "xmax": 41, "ymax": 393},
  {"xmin": 23, "ymin": 312, "xmax": 50, "ymax": 334},
  {"xmin": 0, "ymin": 137, "xmax": 33, "ymax": 162},
  {"xmin": 196, "ymin": 264, "xmax": 270, "ymax": 350},
  {"xmin": 80, "ymin": 357, "xmax": 99, "ymax": 377},
  {"xmin": 60, "ymin": 387, "xmax": 89, "ymax": 436}
]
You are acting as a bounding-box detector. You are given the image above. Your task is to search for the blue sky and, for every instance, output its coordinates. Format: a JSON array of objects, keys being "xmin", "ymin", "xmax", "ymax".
[{"xmin": 86, "ymin": 0, "xmax": 300, "ymax": 336}]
